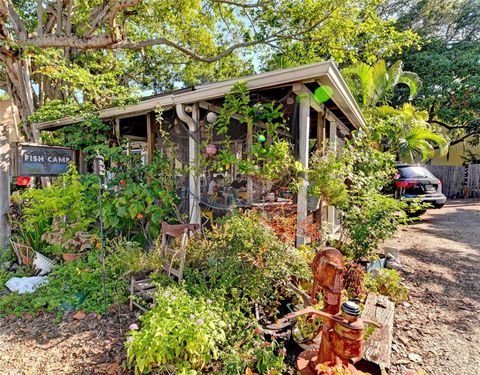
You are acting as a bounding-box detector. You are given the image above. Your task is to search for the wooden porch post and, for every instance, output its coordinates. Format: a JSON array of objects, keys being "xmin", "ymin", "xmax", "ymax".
[
  {"xmin": 189, "ymin": 104, "xmax": 201, "ymax": 225},
  {"xmin": 296, "ymin": 94, "xmax": 311, "ymax": 246},
  {"xmin": 146, "ymin": 113, "xmax": 155, "ymax": 164},
  {"xmin": 327, "ymin": 116, "xmax": 337, "ymax": 233}
]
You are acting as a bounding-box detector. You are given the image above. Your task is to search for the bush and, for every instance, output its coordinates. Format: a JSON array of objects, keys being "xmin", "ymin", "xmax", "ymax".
[
  {"xmin": 0, "ymin": 250, "xmax": 130, "ymax": 317},
  {"xmin": 126, "ymin": 286, "xmax": 228, "ymax": 374},
  {"xmin": 365, "ymin": 269, "xmax": 409, "ymax": 304},
  {"xmin": 185, "ymin": 212, "xmax": 310, "ymax": 306}
]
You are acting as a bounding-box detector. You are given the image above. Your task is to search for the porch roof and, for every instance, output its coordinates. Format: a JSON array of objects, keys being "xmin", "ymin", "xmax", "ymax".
[{"xmin": 34, "ymin": 61, "xmax": 365, "ymax": 131}]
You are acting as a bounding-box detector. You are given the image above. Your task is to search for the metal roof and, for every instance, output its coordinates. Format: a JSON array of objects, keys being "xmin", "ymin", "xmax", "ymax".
[{"xmin": 34, "ymin": 61, "xmax": 365, "ymax": 131}]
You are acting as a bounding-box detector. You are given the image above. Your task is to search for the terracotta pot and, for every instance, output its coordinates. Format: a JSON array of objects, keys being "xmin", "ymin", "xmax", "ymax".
[{"xmin": 62, "ymin": 252, "xmax": 87, "ymax": 262}]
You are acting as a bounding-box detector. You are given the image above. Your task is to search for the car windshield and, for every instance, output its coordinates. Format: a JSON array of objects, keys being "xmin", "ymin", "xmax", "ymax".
[{"xmin": 398, "ymin": 166, "xmax": 436, "ymax": 179}]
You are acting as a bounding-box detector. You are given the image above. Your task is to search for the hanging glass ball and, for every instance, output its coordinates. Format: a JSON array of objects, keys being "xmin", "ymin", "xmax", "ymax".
[{"xmin": 206, "ymin": 144, "xmax": 218, "ymax": 155}]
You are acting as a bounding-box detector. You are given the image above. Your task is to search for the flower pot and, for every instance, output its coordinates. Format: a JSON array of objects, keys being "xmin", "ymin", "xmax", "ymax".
[{"xmin": 62, "ymin": 252, "xmax": 87, "ymax": 263}]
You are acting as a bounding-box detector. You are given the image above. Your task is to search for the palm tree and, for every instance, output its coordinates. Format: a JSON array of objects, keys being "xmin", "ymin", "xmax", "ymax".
[
  {"xmin": 342, "ymin": 60, "xmax": 448, "ymax": 162},
  {"xmin": 343, "ymin": 60, "xmax": 421, "ymax": 108},
  {"xmin": 376, "ymin": 103, "xmax": 449, "ymax": 162}
]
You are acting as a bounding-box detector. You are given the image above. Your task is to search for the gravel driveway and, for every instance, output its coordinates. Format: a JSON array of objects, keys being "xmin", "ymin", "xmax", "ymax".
[{"xmin": 386, "ymin": 199, "xmax": 480, "ymax": 375}]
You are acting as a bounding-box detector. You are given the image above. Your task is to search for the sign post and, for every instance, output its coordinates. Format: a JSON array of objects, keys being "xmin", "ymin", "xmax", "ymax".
[{"xmin": 0, "ymin": 123, "xmax": 10, "ymax": 251}]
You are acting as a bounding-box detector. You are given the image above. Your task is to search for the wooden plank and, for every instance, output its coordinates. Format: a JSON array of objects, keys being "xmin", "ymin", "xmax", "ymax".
[{"xmin": 362, "ymin": 293, "xmax": 395, "ymax": 371}]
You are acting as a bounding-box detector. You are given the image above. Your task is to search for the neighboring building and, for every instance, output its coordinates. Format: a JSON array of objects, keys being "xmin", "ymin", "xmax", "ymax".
[
  {"xmin": 431, "ymin": 141, "xmax": 480, "ymax": 167},
  {"xmin": 0, "ymin": 99, "xmax": 20, "ymax": 144}
]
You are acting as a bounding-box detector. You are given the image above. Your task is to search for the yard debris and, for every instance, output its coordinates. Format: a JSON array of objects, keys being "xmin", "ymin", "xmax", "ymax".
[
  {"xmin": 73, "ymin": 310, "xmax": 87, "ymax": 320},
  {"xmin": 5, "ymin": 276, "xmax": 48, "ymax": 294}
]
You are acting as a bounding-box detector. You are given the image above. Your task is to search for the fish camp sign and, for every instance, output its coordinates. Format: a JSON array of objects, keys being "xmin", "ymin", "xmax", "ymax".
[{"xmin": 13, "ymin": 144, "xmax": 74, "ymax": 177}]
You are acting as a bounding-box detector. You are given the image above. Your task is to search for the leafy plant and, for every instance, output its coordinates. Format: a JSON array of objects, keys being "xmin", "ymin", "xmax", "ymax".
[
  {"xmin": 365, "ymin": 269, "xmax": 409, "ymax": 304},
  {"xmin": 0, "ymin": 251, "xmax": 129, "ymax": 317},
  {"xmin": 184, "ymin": 212, "xmax": 310, "ymax": 306},
  {"xmin": 42, "ymin": 222, "xmax": 96, "ymax": 255},
  {"xmin": 102, "ymin": 152, "xmax": 182, "ymax": 244},
  {"xmin": 126, "ymin": 286, "xmax": 228, "ymax": 374}
]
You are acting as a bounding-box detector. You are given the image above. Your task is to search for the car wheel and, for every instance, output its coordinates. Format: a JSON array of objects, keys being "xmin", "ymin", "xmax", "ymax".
[
  {"xmin": 433, "ymin": 203, "xmax": 445, "ymax": 209},
  {"xmin": 407, "ymin": 209, "xmax": 427, "ymax": 217}
]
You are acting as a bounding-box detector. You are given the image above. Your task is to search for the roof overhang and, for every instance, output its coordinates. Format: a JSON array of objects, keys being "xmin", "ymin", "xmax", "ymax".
[{"xmin": 34, "ymin": 61, "xmax": 365, "ymax": 131}]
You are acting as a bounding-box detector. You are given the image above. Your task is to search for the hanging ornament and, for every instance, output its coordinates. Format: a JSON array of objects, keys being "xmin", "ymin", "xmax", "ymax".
[
  {"xmin": 206, "ymin": 112, "xmax": 218, "ymax": 123},
  {"xmin": 206, "ymin": 143, "xmax": 218, "ymax": 156}
]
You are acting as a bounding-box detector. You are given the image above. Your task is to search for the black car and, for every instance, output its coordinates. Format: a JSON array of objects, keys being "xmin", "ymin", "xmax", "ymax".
[{"xmin": 394, "ymin": 164, "xmax": 446, "ymax": 212}]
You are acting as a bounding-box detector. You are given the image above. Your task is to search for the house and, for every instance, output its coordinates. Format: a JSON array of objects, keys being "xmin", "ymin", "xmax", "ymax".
[{"xmin": 32, "ymin": 61, "xmax": 365, "ymax": 245}]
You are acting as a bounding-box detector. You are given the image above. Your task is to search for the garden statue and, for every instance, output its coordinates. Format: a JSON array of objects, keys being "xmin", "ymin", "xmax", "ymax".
[{"xmin": 286, "ymin": 248, "xmax": 380, "ymax": 375}]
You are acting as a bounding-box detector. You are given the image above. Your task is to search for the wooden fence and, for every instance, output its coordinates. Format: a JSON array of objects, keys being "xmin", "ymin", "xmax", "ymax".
[{"xmin": 426, "ymin": 164, "xmax": 480, "ymax": 198}]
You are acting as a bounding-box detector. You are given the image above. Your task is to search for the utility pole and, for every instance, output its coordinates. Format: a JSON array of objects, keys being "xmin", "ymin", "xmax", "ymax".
[{"xmin": 0, "ymin": 120, "xmax": 11, "ymax": 251}]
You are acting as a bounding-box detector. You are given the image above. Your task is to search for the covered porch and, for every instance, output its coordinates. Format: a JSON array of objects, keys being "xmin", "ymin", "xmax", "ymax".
[{"xmin": 33, "ymin": 61, "xmax": 365, "ymax": 245}]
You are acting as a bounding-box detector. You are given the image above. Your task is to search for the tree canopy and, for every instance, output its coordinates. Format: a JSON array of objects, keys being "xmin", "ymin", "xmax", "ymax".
[
  {"xmin": 379, "ymin": 0, "xmax": 480, "ymax": 146},
  {"xmin": 0, "ymin": 0, "xmax": 418, "ymax": 140}
]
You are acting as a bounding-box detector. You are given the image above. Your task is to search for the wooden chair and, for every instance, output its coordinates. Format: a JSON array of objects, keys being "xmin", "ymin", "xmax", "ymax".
[
  {"xmin": 129, "ymin": 222, "xmax": 200, "ymax": 312},
  {"xmin": 10, "ymin": 240, "xmax": 34, "ymax": 266}
]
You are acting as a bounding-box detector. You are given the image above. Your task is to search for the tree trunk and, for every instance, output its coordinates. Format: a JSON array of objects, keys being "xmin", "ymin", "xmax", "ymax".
[
  {"xmin": 0, "ymin": 120, "xmax": 10, "ymax": 251},
  {"xmin": 4, "ymin": 54, "xmax": 37, "ymax": 142}
]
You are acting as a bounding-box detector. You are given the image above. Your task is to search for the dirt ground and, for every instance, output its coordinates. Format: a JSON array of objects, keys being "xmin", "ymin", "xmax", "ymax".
[
  {"xmin": 0, "ymin": 200, "xmax": 478, "ymax": 375},
  {"xmin": 386, "ymin": 199, "xmax": 480, "ymax": 375},
  {"xmin": 0, "ymin": 305, "xmax": 134, "ymax": 375}
]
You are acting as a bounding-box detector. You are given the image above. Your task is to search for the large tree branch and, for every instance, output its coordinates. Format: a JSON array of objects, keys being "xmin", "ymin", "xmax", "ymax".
[
  {"xmin": 212, "ymin": 0, "xmax": 268, "ymax": 8},
  {"xmin": 450, "ymin": 132, "xmax": 478, "ymax": 146},
  {"xmin": 0, "ymin": 0, "xmax": 27, "ymax": 38},
  {"xmin": 429, "ymin": 119, "xmax": 468, "ymax": 130}
]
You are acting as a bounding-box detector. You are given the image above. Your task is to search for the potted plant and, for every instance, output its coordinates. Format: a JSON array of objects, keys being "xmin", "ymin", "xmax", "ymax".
[{"xmin": 42, "ymin": 223, "xmax": 94, "ymax": 262}]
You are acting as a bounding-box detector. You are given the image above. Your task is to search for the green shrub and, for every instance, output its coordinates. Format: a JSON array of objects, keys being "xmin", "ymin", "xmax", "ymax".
[
  {"xmin": 185, "ymin": 212, "xmax": 310, "ymax": 305},
  {"xmin": 365, "ymin": 269, "xmax": 409, "ymax": 304},
  {"xmin": 126, "ymin": 286, "xmax": 228, "ymax": 374},
  {"xmin": 0, "ymin": 251, "xmax": 129, "ymax": 317}
]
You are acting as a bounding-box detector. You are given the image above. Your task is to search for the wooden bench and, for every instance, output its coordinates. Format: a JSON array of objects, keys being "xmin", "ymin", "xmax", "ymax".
[
  {"xmin": 129, "ymin": 222, "xmax": 200, "ymax": 312},
  {"xmin": 362, "ymin": 293, "xmax": 395, "ymax": 372}
]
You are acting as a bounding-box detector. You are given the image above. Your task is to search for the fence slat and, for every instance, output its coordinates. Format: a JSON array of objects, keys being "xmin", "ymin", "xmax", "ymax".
[
  {"xmin": 426, "ymin": 164, "xmax": 480, "ymax": 198},
  {"xmin": 467, "ymin": 164, "xmax": 480, "ymax": 198}
]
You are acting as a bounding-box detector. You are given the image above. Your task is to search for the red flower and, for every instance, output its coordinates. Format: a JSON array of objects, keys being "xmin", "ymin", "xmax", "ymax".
[
  {"xmin": 262, "ymin": 341, "xmax": 271, "ymax": 348},
  {"xmin": 253, "ymin": 327, "xmax": 262, "ymax": 336},
  {"xmin": 136, "ymin": 213, "xmax": 144, "ymax": 220},
  {"xmin": 119, "ymin": 180, "xmax": 126, "ymax": 186}
]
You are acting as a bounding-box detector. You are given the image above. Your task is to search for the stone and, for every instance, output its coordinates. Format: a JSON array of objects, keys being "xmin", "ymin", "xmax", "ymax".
[
  {"xmin": 73, "ymin": 310, "xmax": 86, "ymax": 320},
  {"xmin": 408, "ymin": 353, "xmax": 422, "ymax": 363}
]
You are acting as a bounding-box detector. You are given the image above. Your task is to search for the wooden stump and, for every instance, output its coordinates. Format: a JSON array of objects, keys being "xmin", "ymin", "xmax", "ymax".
[{"xmin": 362, "ymin": 293, "xmax": 395, "ymax": 371}]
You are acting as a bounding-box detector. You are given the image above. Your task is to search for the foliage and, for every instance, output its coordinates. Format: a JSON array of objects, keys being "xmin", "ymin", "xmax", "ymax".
[
  {"xmin": 379, "ymin": 0, "xmax": 480, "ymax": 146},
  {"xmin": 342, "ymin": 60, "xmax": 449, "ymax": 163},
  {"xmin": 374, "ymin": 103, "xmax": 449, "ymax": 162},
  {"xmin": 126, "ymin": 286, "xmax": 228, "ymax": 374},
  {"xmin": 343, "ymin": 261, "xmax": 366, "ymax": 299},
  {"xmin": 309, "ymin": 151, "xmax": 349, "ymax": 207},
  {"xmin": 11, "ymin": 166, "xmax": 97, "ymax": 253},
  {"xmin": 203, "ymin": 81, "xmax": 301, "ymax": 195},
  {"xmin": 0, "ymin": 251, "xmax": 129, "ymax": 317},
  {"xmin": 42, "ymin": 223, "xmax": 95, "ymax": 255},
  {"xmin": 102, "ymin": 152, "xmax": 182, "ymax": 244},
  {"xmin": 365, "ymin": 269, "xmax": 409, "ymax": 304},
  {"xmin": 343, "ymin": 60, "xmax": 421, "ymax": 108},
  {"xmin": 263, "ymin": 0, "xmax": 419, "ymax": 68},
  {"xmin": 308, "ymin": 132, "xmax": 410, "ymax": 258},
  {"xmin": 401, "ymin": 40, "xmax": 480, "ymax": 146},
  {"xmin": 184, "ymin": 212, "xmax": 310, "ymax": 306},
  {"xmin": 105, "ymin": 238, "xmax": 164, "ymax": 276}
]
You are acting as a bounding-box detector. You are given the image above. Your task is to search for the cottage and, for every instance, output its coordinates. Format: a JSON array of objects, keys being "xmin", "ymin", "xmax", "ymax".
[{"xmin": 33, "ymin": 61, "xmax": 365, "ymax": 245}]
